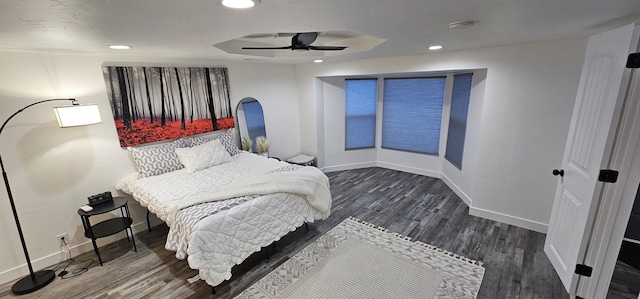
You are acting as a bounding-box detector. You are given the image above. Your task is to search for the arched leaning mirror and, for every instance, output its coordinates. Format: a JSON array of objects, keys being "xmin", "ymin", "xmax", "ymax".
[{"xmin": 236, "ymin": 97, "xmax": 267, "ymax": 154}]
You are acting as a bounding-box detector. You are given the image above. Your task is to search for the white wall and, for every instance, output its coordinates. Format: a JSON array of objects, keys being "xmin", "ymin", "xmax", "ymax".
[
  {"xmin": 0, "ymin": 51, "xmax": 300, "ymax": 284},
  {"xmin": 296, "ymin": 38, "xmax": 587, "ymax": 233}
]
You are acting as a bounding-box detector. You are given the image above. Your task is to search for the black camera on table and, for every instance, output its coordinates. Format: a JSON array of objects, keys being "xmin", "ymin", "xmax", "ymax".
[{"xmin": 88, "ymin": 191, "xmax": 113, "ymax": 206}]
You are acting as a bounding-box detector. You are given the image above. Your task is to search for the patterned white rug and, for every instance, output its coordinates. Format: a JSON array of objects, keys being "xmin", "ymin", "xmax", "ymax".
[{"xmin": 236, "ymin": 217, "xmax": 485, "ymax": 299}]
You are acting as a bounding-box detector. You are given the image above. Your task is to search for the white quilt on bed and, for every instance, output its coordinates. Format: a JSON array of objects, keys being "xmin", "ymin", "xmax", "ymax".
[
  {"xmin": 187, "ymin": 193, "xmax": 325, "ymax": 286},
  {"xmin": 166, "ymin": 165, "xmax": 331, "ymax": 226},
  {"xmin": 116, "ymin": 152, "xmax": 332, "ymax": 287}
]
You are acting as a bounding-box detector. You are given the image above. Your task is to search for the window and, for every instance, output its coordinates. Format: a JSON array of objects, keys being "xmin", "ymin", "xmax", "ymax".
[
  {"xmin": 382, "ymin": 77, "xmax": 446, "ymax": 155},
  {"xmin": 345, "ymin": 79, "xmax": 378, "ymax": 150},
  {"xmin": 445, "ymin": 73, "xmax": 473, "ymax": 169}
]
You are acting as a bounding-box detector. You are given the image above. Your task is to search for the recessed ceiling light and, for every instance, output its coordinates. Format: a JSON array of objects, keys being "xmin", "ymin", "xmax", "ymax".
[
  {"xmin": 428, "ymin": 45, "xmax": 443, "ymax": 51},
  {"xmin": 314, "ymin": 59, "xmax": 324, "ymax": 63},
  {"xmin": 221, "ymin": 0, "xmax": 255, "ymax": 8},
  {"xmin": 109, "ymin": 45, "xmax": 131, "ymax": 50}
]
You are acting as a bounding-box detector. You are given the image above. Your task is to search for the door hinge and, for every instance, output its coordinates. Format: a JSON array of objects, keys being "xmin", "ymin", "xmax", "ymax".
[
  {"xmin": 627, "ymin": 52, "xmax": 640, "ymax": 68},
  {"xmin": 598, "ymin": 169, "xmax": 619, "ymax": 183},
  {"xmin": 575, "ymin": 264, "xmax": 593, "ymax": 277}
]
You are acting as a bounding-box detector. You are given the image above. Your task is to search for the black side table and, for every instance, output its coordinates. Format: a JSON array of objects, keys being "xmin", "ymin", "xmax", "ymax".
[{"xmin": 77, "ymin": 197, "xmax": 137, "ymax": 266}]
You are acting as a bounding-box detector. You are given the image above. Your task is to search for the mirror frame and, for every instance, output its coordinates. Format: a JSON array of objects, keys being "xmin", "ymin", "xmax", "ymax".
[{"xmin": 235, "ymin": 97, "xmax": 267, "ymax": 153}]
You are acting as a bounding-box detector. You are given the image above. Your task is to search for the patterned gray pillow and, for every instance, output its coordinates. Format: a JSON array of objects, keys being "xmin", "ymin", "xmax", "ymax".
[
  {"xmin": 188, "ymin": 135, "xmax": 216, "ymax": 147},
  {"xmin": 129, "ymin": 139, "xmax": 186, "ymax": 177},
  {"xmin": 217, "ymin": 128, "xmax": 242, "ymax": 156},
  {"xmin": 188, "ymin": 128, "xmax": 241, "ymax": 156}
]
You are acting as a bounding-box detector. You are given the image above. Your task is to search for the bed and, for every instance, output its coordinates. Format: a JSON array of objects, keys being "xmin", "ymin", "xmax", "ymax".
[{"xmin": 115, "ymin": 129, "xmax": 332, "ymax": 287}]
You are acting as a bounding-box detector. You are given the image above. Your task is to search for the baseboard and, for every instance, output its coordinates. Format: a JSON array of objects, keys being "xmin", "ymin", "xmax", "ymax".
[
  {"xmin": 323, "ymin": 161, "xmax": 377, "ymax": 173},
  {"xmin": 469, "ymin": 206, "xmax": 548, "ymax": 233},
  {"xmin": 0, "ymin": 221, "xmax": 152, "ymax": 285},
  {"xmin": 428, "ymin": 173, "xmax": 547, "ymax": 233},
  {"xmin": 324, "ymin": 161, "xmax": 440, "ymax": 178},
  {"xmin": 375, "ymin": 162, "xmax": 441, "ymax": 178},
  {"xmin": 440, "ymin": 173, "xmax": 472, "ymax": 206}
]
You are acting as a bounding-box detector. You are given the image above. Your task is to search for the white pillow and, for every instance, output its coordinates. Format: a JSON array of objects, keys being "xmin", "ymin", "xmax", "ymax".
[
  {"xmin": 187, "ymin": 128, "xmax": 241, "ymax": 156},
  {"xmin": 175, "ymin": 139, "xmax": 232, "ymax": 173}
]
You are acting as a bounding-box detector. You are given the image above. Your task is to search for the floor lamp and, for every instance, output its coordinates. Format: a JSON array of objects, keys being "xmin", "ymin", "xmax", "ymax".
[{"xmin": 0, "ymin": 99, "xmax": 101, "ymax": 295}]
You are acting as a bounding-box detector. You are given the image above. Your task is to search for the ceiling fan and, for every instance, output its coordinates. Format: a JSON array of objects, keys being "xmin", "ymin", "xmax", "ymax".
[{"xmin": 242, "ymin": 32, "xmax": 347, "ymax": 51}]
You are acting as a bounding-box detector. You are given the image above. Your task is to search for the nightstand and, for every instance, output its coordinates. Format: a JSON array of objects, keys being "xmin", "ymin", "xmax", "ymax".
[
  {"xmin": 77, "ymin": 197, "xmax": 137, "ymax": 266},
  {"xmin": 287, "ymin": 154, "xmax": 317, "ymax": 167}
]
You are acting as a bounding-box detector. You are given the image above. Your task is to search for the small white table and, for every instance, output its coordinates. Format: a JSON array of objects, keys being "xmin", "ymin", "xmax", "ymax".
[{"xmin": 287, "ymin": 154, "xmax": 316, "ymax": 166}]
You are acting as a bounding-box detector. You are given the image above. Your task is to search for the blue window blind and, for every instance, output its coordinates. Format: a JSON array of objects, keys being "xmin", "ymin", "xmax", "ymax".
[
  {"xmin": 445, "ymin": 73, "xmax": 473, "ymax": 169},
  {"xmin": 382, "ymin": 77, "xmax": 446, "ymax": 155},
  {"xmin": 345, "ymin": 79, "xmax": 378, "ymax": 150},
  {"xmin": 242, "ymin": 100, "xmax": 266, "ymax": 152}
]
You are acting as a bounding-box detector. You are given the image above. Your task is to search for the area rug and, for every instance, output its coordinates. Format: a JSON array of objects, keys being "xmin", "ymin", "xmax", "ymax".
[{"xmin": 236, "ymin": 217, "xmax": 485, "ymax": 298}]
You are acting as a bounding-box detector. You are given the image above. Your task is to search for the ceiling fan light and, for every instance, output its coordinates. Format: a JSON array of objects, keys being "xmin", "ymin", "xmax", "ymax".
[{"xmin": 221, "ymin": 0, "xmax": 255, "ymax": 8}]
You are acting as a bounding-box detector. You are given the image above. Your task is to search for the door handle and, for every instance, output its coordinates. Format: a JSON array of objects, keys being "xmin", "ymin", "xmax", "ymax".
[{"xmin": 552, "ymin": 169, "xmax": 564, "ymax": 177}]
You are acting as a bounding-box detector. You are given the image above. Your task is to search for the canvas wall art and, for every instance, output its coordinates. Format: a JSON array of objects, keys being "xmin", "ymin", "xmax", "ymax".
[{"xmin": 102, "ymin": 66, "xmax": 235, "ymax": 147}]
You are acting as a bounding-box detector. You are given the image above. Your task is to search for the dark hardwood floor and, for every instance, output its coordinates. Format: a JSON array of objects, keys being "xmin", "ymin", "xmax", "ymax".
[
  {"xmin": 0, "ymin": 167, "xmax": 570, "ymax": 298},
  {"xmin": 608, "ymin": 260, "xmax": 640, "ymax": 299}
]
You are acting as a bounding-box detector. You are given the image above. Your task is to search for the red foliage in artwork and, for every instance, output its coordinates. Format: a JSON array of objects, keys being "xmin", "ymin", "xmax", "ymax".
[
  {"xmin": 115, "ymin": 117, "xmax": 235, "ymax": 147},
  {"xmin": 216, "ymin": 117, "xmax": 235, "ymax": 130}
]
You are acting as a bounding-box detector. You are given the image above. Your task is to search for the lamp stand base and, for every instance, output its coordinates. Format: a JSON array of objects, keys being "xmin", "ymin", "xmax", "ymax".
[{"xmin": 11, "ymin": 270, "xmax": 55, "ymax": 295}]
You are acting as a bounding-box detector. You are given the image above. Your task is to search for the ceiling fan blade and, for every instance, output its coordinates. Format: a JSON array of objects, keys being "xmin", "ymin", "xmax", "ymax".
[
  {"xmin": 241, "ymin": 32, "xmax": 347, "ymax": 51},
  {"xmin": 244, "ymin": 33, "xmax": 277, "ymax": 39},
  {"xmin": 244, "ymin": 32, "xmax": 297, "ymax": 39},
  {"xmin": 308, "ymin": 45, "xmax": 348, "ymax": 51},
  {"xmin": 242, "ymin": 46, "xmax": 293, "ymax": 50},
  {"xmin": 293, "ymin": 32, "xmax": 318, "ymax": 46}
]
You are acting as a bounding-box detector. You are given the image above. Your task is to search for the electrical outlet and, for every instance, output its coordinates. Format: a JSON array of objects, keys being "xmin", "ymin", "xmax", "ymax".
[
  {"xmin": 56, "ymin": 233, "xmax": 69, "ymax": 243},
  {"xmin": 57, "ymin": 233, "xmax": 70, "ymax": 255}
]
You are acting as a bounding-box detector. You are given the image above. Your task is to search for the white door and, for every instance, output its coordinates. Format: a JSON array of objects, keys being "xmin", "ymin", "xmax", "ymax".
[{"xmin": 544, "ymin": 23, "xmax": 637, "ymax": 295}]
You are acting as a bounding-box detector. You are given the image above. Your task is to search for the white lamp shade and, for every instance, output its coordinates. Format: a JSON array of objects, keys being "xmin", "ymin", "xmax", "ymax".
[{"xmin": 53, "ymin": 104, "xmax": 102, "ymax": 127}]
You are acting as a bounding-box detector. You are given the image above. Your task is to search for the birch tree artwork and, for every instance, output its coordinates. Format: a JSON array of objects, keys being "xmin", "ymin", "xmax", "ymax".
[{"xmin": 102, "ymin": 66, "xmax": 235, "ymax": 147}]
